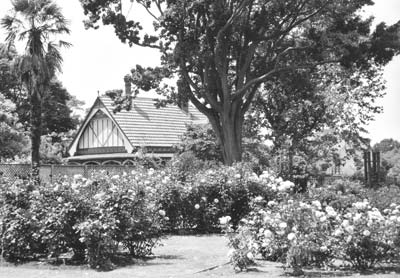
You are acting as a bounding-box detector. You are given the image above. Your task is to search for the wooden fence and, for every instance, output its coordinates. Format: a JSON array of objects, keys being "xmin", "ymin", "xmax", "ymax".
[{"xmin": 0, "ymin": 164, "xmax": 137, "ymax": 184}]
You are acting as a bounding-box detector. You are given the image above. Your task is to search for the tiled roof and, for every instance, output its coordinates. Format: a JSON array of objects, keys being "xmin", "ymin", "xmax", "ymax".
[{"xmin": 100, "ymin": 96, "xmax": 208, "ymax": 148}]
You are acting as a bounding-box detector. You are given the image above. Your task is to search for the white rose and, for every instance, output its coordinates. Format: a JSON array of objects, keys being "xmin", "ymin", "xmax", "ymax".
[
  {"xmin": 219, "ymin": 216, "xmax": 231, "ymax": 225},
  {"xmin": 342, "ymin": 219, "xmax": 350, "ymax": 228},
  {"xmin": 344, "ymin": 225, "xmax": 354, "ymax": 234},
  {"xmin": 312, "ymin": 200, "xmax": 322, "ymax": 209},
  {"xmin": 279, "ymin": 222, "xmax": 287, "ymax": 229},
  {"xmin": 254, "ymin": 196, "xmax": 263, "ymax": 202},
  {"xmin": 287, "ymin": 233, "xmax": 296, "ymax": 241},
  {"xmin": 325, "ymin": 206, "xmax": 337, "ymax": 217},
  {"xmin": 111, "ymin": 175, "xmax": 119, "ymax": 180},
  {"xmin": 363, "ymin": 230, "xmax": 371, "ymax": 237},
  {"xmin": 264, "ymin": 229, "xmax": 273, "ymax": 238},
  {"xmin": 194, "ymin": 204, "xmax": 200, "ymax": 210},
  {"xmin": 320, "ymin": 246, "xmax": 328, "ymax": 252},
  {"xmin": 333, "ymin": 229, "xmax": 343, "ymax": 237}
]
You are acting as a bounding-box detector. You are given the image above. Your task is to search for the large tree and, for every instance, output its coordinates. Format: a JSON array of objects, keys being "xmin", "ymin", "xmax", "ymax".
[
  {"xmin": 2, "ymin": 0, "xmax": 70, "ymax": 180},
  {"xmin": 80, "ymin": 0, "xmax": 400, "ymax": 165}
]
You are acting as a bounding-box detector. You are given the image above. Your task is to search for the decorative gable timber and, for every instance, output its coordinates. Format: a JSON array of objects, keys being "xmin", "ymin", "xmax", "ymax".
[{"xmin": 68, "ymin": 98, "xmax": 134, "ymax": 157}]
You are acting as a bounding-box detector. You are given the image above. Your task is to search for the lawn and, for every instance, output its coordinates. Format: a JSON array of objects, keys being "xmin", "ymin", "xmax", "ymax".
[{"xmin": 0, "ymin": 235, "xmax": 398, "ymax": 278}]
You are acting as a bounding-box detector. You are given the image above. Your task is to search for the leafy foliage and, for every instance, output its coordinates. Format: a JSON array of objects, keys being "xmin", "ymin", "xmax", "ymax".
[
  {"xmin": 175, "ymin": 124, "xmax": 223, "ymax": 162},
  {"xmin": 0, "ymin": 92, "xmax": 28, "ymax": 161},
  {"xmin": 80, "ymin": 0, "xmax": 400, "ymax": 164}
]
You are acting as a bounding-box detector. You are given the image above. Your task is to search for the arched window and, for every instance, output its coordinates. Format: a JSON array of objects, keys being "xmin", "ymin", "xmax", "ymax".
[{"xmin": 102, "ymin": 160, "xmax": 121, "ymax": 165}]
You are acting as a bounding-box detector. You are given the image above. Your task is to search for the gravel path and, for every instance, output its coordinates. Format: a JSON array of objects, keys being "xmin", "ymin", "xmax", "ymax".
[{"xmin": 0, "ymin": 235, "xmax": 398, "ymax": 278}]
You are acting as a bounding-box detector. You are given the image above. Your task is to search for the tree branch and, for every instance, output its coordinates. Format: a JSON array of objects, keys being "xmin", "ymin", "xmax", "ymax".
[
  {"xmin": 234, "ymin": 59, "xmax": 338, "ymax": 100},
  {"xmin": 180, "ymin": 59, "xmax": 222, "ymax": 113},
  {"xmin": 138, "ymin": 1, "xmax": 160, "ymax": 21}
]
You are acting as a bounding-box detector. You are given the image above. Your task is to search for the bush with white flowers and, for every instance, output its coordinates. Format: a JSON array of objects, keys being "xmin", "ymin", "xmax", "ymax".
[
  {"xmin": 0, "ymin": 170, "xmax": 166, "ymax": 270},
  {"xmin": 157, "ymin": 163, "xmax": 294, "ymax": 233},
  {"xmin": 221, "ymin": 181, "xmax": 400, "ymax": 272}
]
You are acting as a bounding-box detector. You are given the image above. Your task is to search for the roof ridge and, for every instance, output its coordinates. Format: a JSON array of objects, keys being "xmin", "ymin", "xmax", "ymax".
[{"xmin": 100, "ymin": 95, "xmax": 160, "ymax": 101}]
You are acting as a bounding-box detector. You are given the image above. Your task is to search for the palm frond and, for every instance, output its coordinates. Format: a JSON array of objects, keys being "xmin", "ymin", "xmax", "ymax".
[
  {"xmin": 58, "ymin": 40, "xmax": 72, "ymax": 48},
  {"xmin": 46, "ymin": 41, "xmax": 63, "ymax": 73},
  {"xmin": 4, "ymin": 0, "xmax": 70, "ymax": 94},
  {"xmin": 11, "ymin": 0, "xmax": 30, "ymax": 13}
]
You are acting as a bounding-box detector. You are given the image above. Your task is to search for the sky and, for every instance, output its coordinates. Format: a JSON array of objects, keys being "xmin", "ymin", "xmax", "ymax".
[{"xmin": 0, "ymin": 0, "xmax": 399, "ymax": 145}]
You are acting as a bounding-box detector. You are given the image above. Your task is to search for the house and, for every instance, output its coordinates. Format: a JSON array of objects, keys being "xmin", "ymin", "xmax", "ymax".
[{"xmin": 67, "ymin": 95, "xmax": 207, "ymax": 165}]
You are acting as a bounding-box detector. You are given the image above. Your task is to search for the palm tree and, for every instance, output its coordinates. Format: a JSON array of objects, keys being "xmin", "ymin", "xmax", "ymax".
[{"xmin": 1, "ymin": 0, "xmax": 70, "ymax": 183}]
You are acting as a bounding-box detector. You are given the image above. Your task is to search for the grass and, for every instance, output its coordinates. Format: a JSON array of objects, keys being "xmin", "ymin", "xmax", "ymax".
[{"xmin": 0, "ymin": 235, "xmax": 399, "ymax": 278}]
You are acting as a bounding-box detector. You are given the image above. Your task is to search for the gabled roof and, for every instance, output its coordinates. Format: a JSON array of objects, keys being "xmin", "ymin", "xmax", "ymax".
[
  {"xmin": 100, "ymin": 96, "xmax": 207, "ymax": 147},
  {"xmin": 68, "ymin": 95, "xmax": 208, "ymax": 157}
]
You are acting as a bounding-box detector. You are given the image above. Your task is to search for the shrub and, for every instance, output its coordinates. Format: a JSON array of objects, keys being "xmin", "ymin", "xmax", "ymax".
[
  {"xmin": 221, "ymin": 181, "xmax": 400, "ymax": 272},
  {"xmin": 158, "ymin": 163, "xmax": 294, "ymax": 233},
  {"xmin": 0, "ymin": 170, "xmax": 166, "ymax": 270}
]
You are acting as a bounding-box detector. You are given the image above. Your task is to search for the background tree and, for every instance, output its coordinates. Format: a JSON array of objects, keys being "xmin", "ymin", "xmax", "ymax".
[
  {"xmin": 246, "ymin": 62, "xmax": 384, "ymax": 179},
  {"xmin": 373, "ymin": 138, "xmax": 400, "ymax": 181},
  {"xmin": 80, "ymin": 0, "xmax": 400, "ymax": 165},
  {"xmin": 6, "ymin": 80, "xmax": 83, "ymax": 136},
  {"xmin": 2, "ymin": 0, "xmax": 70, "ymax": 179},
  {"xmin": 373, "ymin": 138, "xmax": 400, "ymax": 153},
  {"xmin": 0, "ymin": 44, "xmax": 21, "ymax": 98},
  {"xmin": 0, "ymin": 92, "xmax": 28, "ymax": 161}
]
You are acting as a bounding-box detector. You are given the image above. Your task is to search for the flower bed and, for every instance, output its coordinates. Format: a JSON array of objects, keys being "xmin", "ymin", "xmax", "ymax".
[
  {"xmin": 221, "ymin": 179, "xmax": 400, "ymax": 273},
  {"xmin": 0, "ymin": 170, "xmax": 166, "ymax": 270}
]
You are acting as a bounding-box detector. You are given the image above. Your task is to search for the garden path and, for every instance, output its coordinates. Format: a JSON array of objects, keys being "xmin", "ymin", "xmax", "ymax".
[{"xmin": 0, "ymin": 235, "xmax": 398, "ymax": 278}]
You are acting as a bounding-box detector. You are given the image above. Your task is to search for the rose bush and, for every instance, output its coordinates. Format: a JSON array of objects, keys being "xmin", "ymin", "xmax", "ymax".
[
  {"xmin": 0, "ymin": 170, "xmax": 166, "ymax": 270},
  {"xmin": 158, "ymin": 163, "xmax": 295, "ymax": 233},
  {"xmin": 221, "ymin": 180, "xmax": 400, "ymax": 272}
]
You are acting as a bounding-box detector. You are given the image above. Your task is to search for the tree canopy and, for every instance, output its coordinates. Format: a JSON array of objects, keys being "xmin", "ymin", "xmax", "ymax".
[{"xmin": 80, "ymin": 0, "xmax": 400, "ymax": 164}]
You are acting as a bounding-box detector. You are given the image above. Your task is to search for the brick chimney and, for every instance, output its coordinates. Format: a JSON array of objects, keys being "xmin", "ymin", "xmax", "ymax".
[
  {"xmin": 124, "ymin": 74, "xmax": 131, "ymax": 96},
  {"xmin": 178, "ymin": 98, "xmax": 189, "ymax": 114}
]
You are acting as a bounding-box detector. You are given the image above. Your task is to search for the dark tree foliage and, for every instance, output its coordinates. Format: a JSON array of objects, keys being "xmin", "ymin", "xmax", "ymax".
[
  {"xmin": 80, "ymin": 0, "xmax": 400, "ymax": 165},
  {"xmin": 176, "ymin": 124, "xmax": 223, "ymax": 162},
  {"xmin": 11, "ymin": 81, "xmax": 81, "ymax": 135}
]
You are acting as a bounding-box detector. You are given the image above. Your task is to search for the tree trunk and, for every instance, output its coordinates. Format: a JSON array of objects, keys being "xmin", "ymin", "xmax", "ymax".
[
  {"xmin": 221, "ymin": 123, "xmax": 242, "ymax": 165},
  {"xmin": 30, "ymin": 92, "xmax": 42, "ymax": 184},
  {"xmin": 216, "ymin": 105, "xmax": 244, "ymax": 165}
]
